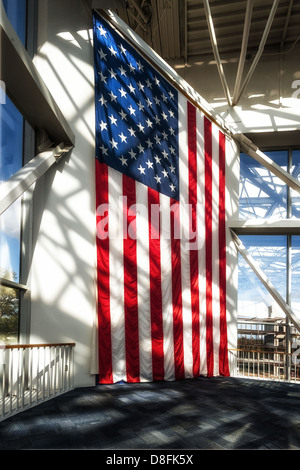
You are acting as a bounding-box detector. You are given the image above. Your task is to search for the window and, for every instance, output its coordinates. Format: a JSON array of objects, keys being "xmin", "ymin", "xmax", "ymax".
[
  {"xmin": 2, "ymin": 0, "xmax": 27, "ymax": 46},
  {"xmin": 0, "ymin": 0, "xmax": 35, "ymax": 344},
  {"xmin": 238, "ymin": 235, "xmax": 287, "ymax": 319},
  {"xmin": 291, "ymin": 236, "xmax": 300, "ymax": 319},
  {"xmin": 0, "ymin": 96, "xmax": 24, "ymax": 183},
  {"xmin": 0, "ymin": 95, "xmax": 24, "ymax": 309},
  {"xmin": 1, "ymin": 0, "xmax": 73, "ymax": 345},
  {"xmin": 238, "ymin": 147, "xmax": 300, "ymax": 322},
  {"xmin": 239, "ymin": 150, "xmax": 288, "ymax": 219}
]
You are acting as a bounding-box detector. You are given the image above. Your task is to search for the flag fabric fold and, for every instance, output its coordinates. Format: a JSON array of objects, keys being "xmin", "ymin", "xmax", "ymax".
[{"xmin": 93, "ymin": 11, "xmax": 230, "ymax": 383}]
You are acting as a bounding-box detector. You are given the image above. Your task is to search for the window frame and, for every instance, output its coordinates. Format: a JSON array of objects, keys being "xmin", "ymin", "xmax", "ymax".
[
  {"xmin": 0, "ymin": 0, "xmax": 37, "ymax": 344},
  {"xmin": 0, "ymin": 0, "xmax": 74, "ymax": 147},
  {"xmin": 233, "ymin": 145, "xmax": 300, "ymax": 357},
  {"xmin": 0, "ymin": 0, "xmax": 75, "ymax": 344}
]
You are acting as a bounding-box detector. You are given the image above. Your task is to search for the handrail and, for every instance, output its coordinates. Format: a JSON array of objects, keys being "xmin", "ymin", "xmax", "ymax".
[
  {"xmin": 0, "ymin": 343, "xmax": 76, "ymax": 349},
  {"xmin": 229, "ymin": 348, "xmax": 293, "ymax": 356},
  {"xmin": 1, "ymin": 342, "xmax": 75, "ymax": 422},
  {"xmin": 228, "ymin": 347, "xmax": 300, "ymax": 383}
]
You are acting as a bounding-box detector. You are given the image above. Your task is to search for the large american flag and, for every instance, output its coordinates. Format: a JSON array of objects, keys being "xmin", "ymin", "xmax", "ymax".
[{"xmin": 93, "ymin": 11, "xmax": 230, "ymax": 383}]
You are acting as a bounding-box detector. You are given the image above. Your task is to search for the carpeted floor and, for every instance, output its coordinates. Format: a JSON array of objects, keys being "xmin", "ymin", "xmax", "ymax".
[{"xmin": 0, "ymin": 376, "xmax": 300, "ymax": 452}]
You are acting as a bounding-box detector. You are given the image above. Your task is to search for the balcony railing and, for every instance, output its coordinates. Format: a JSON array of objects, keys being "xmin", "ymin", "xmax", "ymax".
[
  {"xmin": 0, "ymin": 343, "xmax": 75, "ymax": 422},
  {"xmin": 228, "ymin": 317, "xmax": 300, "ymax": 382},
  {"xmin": 229, "ymin": 348, "xmax": 300, "ymax": 382}
]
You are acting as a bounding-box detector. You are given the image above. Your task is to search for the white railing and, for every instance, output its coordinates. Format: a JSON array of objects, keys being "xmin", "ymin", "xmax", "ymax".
[
  {"xmin": 0, "ymin": 343, "xmax": 75, "ymax": 422},
  {"xmin": 229, "ymin": 348, "xmax": 300, "ymax": 383}
]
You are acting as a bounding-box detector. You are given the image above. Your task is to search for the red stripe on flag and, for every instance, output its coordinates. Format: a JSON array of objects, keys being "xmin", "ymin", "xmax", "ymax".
[
  {"xmin": 148, "ymin": 188, "xmax": 164, "ymax": 381},
  {"xmin": 218, "ymin": 131, "xmax": 230, "ymax": 376},
  {"xmin": 123, "ymin": 175, "xmax": 140, "ymax": 382},
  {"xmin": 170, "ymin": 199, "xmax": 184, "ymax": 380},
  {"xmin": 95, "ymin": 159, "xmax": 113, "ymax": 384},
  {"xmin": 188, "ymin": 101, "xmax": 200, "ymax": 378},
  {"xmin": 204, "ymin": 117, "xmax": 213, "ymax": 377}
]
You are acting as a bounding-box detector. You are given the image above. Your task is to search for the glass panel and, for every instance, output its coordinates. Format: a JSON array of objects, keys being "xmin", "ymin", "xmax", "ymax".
[
  {"xmin": 0, "ymin": 285, "xmax": 20, "ymax": 345},
  {"xmin": 0, "ymin": 95, "xmax": 24, "ymax": 183},
  {"xmin": 0, "ymin": 199, "xmax": 22, "ymax": 283},
  {"xmin": 239, "ymin": 150, "xmax": 288, "ymax": 219},
  {"xmin": 2, "ymin": 0, "xmax": 27, "ymax": 46},
  {"xmin": 238, "ymin": 235, "xmax": 287, "ymax": 319},
  {"xmin": 291, "ymin": 236, "xmax": 300, "ymax": 319},
  {"xmin": 291, "ymin": 149, "xmax": 300, "ymax": 218}
]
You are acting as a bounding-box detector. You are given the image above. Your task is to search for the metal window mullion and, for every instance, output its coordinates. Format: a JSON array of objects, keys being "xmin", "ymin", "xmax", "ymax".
[
  {"xmin": 26, "ymin": 0, "xmax": 38, "ymax": 59},
  {"xmin": 0, "ymin": 278, "xmax": 27, "ymax": 292},
  {"xmin": 287, "ymin": 147, "xmax": 293, "ymax": 219},
  {"xmin": 285, "ymin": 147, "xmax": 293, "ymax": 380}
]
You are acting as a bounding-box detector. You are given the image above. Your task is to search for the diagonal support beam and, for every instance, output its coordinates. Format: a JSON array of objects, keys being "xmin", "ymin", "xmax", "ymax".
[
  {"xmin": 235, "ymin": 133, "xmax": 300, "ymax": 194},
  {"xmin": 202, "ymin": 0, "xmax": 232, "ymax": 106},
  {"xmin": 235, "ymin": 0, "xmax": 280, "ymax": 104},
  {"xmin": 232, "ymin": 0, "xmax": 254, "ymax": 106},
  {"xmin": 0, "ymin": 144, "xmax": 72, "ymax": 216},
  {"xmin": 231, "ymin": 229, "xmax": 300, "ymax": 333}
]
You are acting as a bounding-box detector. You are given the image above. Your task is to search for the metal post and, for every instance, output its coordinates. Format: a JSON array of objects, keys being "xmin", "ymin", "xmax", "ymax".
[
  {"xmin": 202, "ymin": 0, "xmax": 232, "ymax": 106},
  {"xmin": 235, "ymin": 0, "xmax": 280, "ymax": 103},
  {"xmin": 232, "ymin": 0, "xmax": 254, "ymax": 105},
  {"xmin": 285, "ymin": 148, "xmax": 293, "ymax": 381}
]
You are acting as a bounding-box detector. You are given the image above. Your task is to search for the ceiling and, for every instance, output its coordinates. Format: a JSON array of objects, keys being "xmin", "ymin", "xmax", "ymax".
[
  {"xmin": 114, "ymin": 0, "xmax": 300, "ymax": 59},
  {"xmin": 109, "ymin": 0, "xmax": 300, "ymax": 106}
]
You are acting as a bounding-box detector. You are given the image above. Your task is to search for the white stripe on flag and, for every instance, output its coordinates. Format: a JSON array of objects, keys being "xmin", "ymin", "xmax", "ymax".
[
  {"xmin": 136, "ymin": 182, "xmax": 153, "ymax": 382},
  {"xmin": 178, "ymin": 93, "xmax": 193, "ymax": 380},
  {"xmin": 196, "ymin": 108, "xmax": 207, "ymax": 377},
  {"xmin": 212, "ymin": 122, "xmax": 221, "ymax": 376},
  {"xmin": 109, "ymin": 168, "xmax": 126, "ymax": 383}
]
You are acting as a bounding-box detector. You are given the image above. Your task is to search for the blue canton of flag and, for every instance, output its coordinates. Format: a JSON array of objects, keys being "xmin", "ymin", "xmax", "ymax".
[{"xmin": 94, "ymin": 14, "xmax": 179, "ymax": 200}]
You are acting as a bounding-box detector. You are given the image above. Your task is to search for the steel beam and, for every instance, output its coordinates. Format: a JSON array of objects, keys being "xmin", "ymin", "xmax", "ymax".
[
  {"xmin": 230, "ymin": 219, "xmax": 300, "ymax": 235},
  {"xmin": 232, "ymin": 0, "xmax": 254, "ymax": 106},
  {"xmin": 236, "ymin": 133, "xmax": 300, "ymax": 194},
  {"xmin": 235, "ymin": 0, "xmax": 280, "ymax": 104},
  {"xmin": 202, "ymin": 0, "xmax": 232, "ymax": 106},
  {"xmin": 0, "ymin": 144, "xmax": 72, "ymax": 216}
]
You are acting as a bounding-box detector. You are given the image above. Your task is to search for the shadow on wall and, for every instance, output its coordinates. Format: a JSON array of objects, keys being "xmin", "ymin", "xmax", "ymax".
[{"xmin": 30, "ymin": 0, "xmax": 98, "ymax": 378}]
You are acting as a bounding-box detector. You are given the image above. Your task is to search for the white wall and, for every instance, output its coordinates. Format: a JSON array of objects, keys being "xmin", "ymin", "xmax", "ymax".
[{"xmin": 31, "ymin": 0, "xmax": 96, "ymax": 387}]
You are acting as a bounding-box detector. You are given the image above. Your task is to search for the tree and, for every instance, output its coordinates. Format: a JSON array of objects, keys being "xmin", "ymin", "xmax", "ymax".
[{"xmin": 0, "ymin": 269, "xmax": 19, "ymax": 343}]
